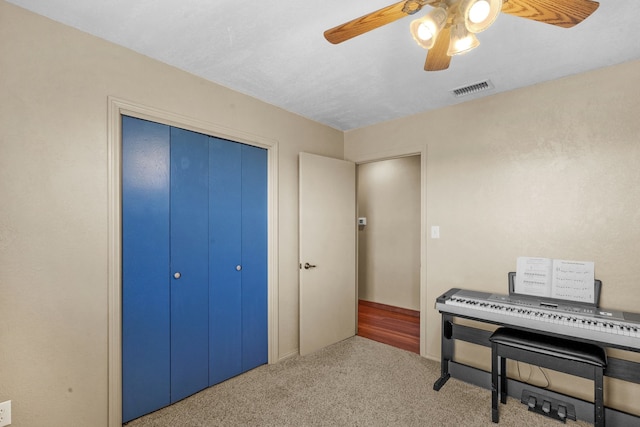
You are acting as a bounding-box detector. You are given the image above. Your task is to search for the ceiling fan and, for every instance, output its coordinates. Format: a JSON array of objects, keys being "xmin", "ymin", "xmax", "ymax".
[{"xmin": 324, "ymin": 0, "xmax": 600, "ymax": 71}]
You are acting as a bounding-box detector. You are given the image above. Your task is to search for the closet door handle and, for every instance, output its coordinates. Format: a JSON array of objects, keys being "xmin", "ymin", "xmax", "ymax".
[
  {"xmin": 303, "ymin": 262, "xmax": 316, "ymax": 270},
  {"xmin": 173, "ymin": 272, "xmax": 181, "ymax": 279},
  {"xmin": 236, "ymin": 265, "xmax": 242, "ymax": 271}
]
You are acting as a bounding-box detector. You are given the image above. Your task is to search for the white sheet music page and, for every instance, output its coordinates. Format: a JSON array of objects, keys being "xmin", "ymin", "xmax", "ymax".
[
  {"xmin": 515, "ymin": 257, "xmax": 553, "ymax": 297},
  {"xmin": 551, "ymin": 259, "xmax": 595, "ymax": 303}
]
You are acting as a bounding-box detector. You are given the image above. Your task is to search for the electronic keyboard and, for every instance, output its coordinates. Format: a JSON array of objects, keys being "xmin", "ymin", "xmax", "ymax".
[{"xmin": 436, "ymin": 288, "xmax": 640, "ymax": 351}]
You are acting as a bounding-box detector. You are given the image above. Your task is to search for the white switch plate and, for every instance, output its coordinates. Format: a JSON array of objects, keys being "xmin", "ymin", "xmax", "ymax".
[
  {"xmin": 0, "ymin": 400, "xmax": 11, "ymax": 427},
  {"xmin": 431, "ymin": 226, "xmax": 440, "ymax": 239}
]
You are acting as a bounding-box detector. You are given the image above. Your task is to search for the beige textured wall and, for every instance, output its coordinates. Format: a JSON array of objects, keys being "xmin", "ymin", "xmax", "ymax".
[
  {"xmin": 357, "ymin": 156, "xmax": 421, "ymax": 310},
  {"xmin": 3, "ymin": 0, "xmax": 640, "ymax": 423},
  {"xmin": 0, "ymin": 2, "xmax": 343, "ymax": 426},
  {"xmin": 345, "ymin": 59, "xmax": 640, "ymax": 415}
]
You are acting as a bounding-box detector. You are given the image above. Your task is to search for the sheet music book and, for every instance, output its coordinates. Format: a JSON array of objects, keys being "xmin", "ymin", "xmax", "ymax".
[{"xmin": 515, "ymin": 257, "xmax": 595, "ymax": 304}]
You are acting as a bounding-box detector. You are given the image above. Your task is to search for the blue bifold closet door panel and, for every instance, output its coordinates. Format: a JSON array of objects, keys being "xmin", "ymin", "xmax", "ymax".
[
  {"xmin": 239, "ymin": 144, "xmax": 268, "ymax": 371},
  {"xmin": 169, "ymin": 127, "xmax": 210, "ymax": 402},
  {"xmin": 209, "ymin": 139, "xmax": 243, "ymax": 384},
  {"xmin": 122, "ymin": 117, "xmax": 171, "ymax": 422},
  {"xmin": 209, "ymin": 139, "xmax": 268, "ymax": 385},
  {"xmin": 122, "ymin": 116, "xmax": 267, "ymax": 422}
]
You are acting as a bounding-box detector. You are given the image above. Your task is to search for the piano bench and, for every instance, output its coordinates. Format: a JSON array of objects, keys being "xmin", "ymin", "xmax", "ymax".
[{"xmin": 489, "ymin": 327, "xmax": 607, "ymax": 427}]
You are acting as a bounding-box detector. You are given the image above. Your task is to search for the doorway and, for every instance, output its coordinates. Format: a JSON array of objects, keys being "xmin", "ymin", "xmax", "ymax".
[{"xmin": 356, "ymin": 155, "xmax": 421, "ymax": 353}]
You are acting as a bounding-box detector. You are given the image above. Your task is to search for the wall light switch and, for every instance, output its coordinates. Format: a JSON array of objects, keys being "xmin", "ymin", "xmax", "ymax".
[{"xmin": 431, "ymin": 226, "xmax": 440, "ymax": 239}]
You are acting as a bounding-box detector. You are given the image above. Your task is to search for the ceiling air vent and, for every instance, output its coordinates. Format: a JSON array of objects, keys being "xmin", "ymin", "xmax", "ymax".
[{"xmin": 451, "ymin": 80, "xmax": 494, "ymax": 98}]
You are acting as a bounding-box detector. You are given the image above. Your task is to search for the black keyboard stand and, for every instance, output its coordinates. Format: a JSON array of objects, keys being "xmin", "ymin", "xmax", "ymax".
[
  {"xmin": 433, "ymin": 312, "xmax": 454, "ymax": 391},
  {"xmin": 433, "ymin": 288, "xmax": 640, "ymax": 425}
]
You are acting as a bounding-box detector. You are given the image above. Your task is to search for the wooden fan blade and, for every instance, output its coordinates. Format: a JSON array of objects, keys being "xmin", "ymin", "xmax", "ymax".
[
  {"xmin": 324, "ymin": 1, "xmax": 420, "ymax": 44},
  {"xmin": 424, "ymin": 26, "xmax": 451, "ymax": 71},
  {"xmin": 501, "ymin": 0, "xmax": 599, "ymax": 28}
]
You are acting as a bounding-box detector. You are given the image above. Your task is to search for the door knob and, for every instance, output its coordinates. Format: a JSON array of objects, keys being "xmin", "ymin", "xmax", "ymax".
[
  {"xmin": 304, "ymin": 262, "xmax": 317, "ymax": 270},
  {"xmin": 173, "ymin": 272, "xmax": 181, "ymax": 279},
  {"xmin": 236, "ymin": 265, "xmax": 242, "ymax": 271}
]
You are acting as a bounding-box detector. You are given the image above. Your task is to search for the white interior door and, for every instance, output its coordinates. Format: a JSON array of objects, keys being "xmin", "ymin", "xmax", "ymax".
[{"xmin": 299, "ymin": 152, "xmax": 356, "ymax": 356}]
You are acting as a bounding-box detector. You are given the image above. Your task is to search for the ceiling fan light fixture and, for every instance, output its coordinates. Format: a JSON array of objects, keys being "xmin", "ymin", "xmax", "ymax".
[
  {"xmin": 461, "ymin": 0, "xmax": 501, "ymax": 33},
  {"xmin": 410, "ymin": 6, "xmax": 448, "ymax": 49},
  {"xmin": 447, "ymin": 21, "xmax": 480, "ymax": 56}
]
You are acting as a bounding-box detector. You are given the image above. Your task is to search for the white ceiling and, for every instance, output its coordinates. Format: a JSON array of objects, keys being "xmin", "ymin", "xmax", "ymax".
[{"xmin": 8, "ymin": 0, "xmax": 640, "ymax": 131}]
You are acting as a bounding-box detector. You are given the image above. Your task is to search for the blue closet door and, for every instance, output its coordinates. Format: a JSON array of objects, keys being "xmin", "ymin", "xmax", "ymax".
[
  {"xmin": 169, "ymin": 128, "xmax": 210, "ymax": 402},
  {"xmin": 240, "ymin": 144, "xmax": 268, "ymax": 371},
  {"xmin": 209, "ymin": 138, "xmax": 243, "ymax": 384},
  {"xmin": 122, "ymin": 117, "xmax": 171, "ymax": 422},
  {"xmin": 123, "ymin": 119, "xmax": 211, "ymax": 421},
  {"xmin": 209, "ymin": 140, "xmax": 268, "ymax": 385},
  {"xmin": 123, "ymin": 117, "xmax": 267, "ymax": 420}
]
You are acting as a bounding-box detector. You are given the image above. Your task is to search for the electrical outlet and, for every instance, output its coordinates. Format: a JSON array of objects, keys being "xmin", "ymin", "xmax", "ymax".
[{"xmin": 0, "ymin": 400, "xmax": 11, "ymax": 427}]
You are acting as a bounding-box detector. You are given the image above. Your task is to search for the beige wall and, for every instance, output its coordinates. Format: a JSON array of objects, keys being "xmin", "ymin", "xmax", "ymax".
[
  {"xmin": 357, "ymin": 156, "xmax": 421, "ymax": 310},
  {"xmin": 0, "ymin": 2, "xmax": 343, "ymax": 426},
  {"xmin": 3, "ymin": 0, "xmax": 640, "ymax": 424},
  {"xmin": 345, "ymin": 59, "xmax": 640, "ymax": 415}
]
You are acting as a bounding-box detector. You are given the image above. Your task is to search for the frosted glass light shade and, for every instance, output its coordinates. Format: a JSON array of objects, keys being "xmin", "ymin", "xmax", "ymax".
[
  {"xmin": 410, "ymin": 6, "xmax": 448, "ymax": 49},
  {"xmin": 447, "ymin": 21, "xmax": 480, "ymax": 56},
  {"xmin": 461, "ymin": 0, "xmax": 501, "ymax": 33}
]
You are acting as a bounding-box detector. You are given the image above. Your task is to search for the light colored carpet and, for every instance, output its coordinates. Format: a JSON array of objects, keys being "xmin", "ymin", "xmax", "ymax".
[{"xmin": 124, "ymin": 336, "xmax": 591, "ymax": 426}]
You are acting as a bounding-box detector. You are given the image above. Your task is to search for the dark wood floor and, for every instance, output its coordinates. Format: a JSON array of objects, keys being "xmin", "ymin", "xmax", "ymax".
[{"xmin": 357, "ymin": 300, "xmax": 420, "ymax": 354}]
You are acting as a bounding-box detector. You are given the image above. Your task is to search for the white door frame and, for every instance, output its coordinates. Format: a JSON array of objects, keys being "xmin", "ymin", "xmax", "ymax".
[
  {"xmin": 347, "ymin": 146, "xmax": 427, "ymax": 357},
  {"xmin": 106, "ymin": 97, "xmax": 279, "ymax": 427}
]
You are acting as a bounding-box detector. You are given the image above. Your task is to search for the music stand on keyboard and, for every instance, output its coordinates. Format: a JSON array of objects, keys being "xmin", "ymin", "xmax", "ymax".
[{"xmin": 508, "ymin": 271, "xmax": 602, "ymax": 308}]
